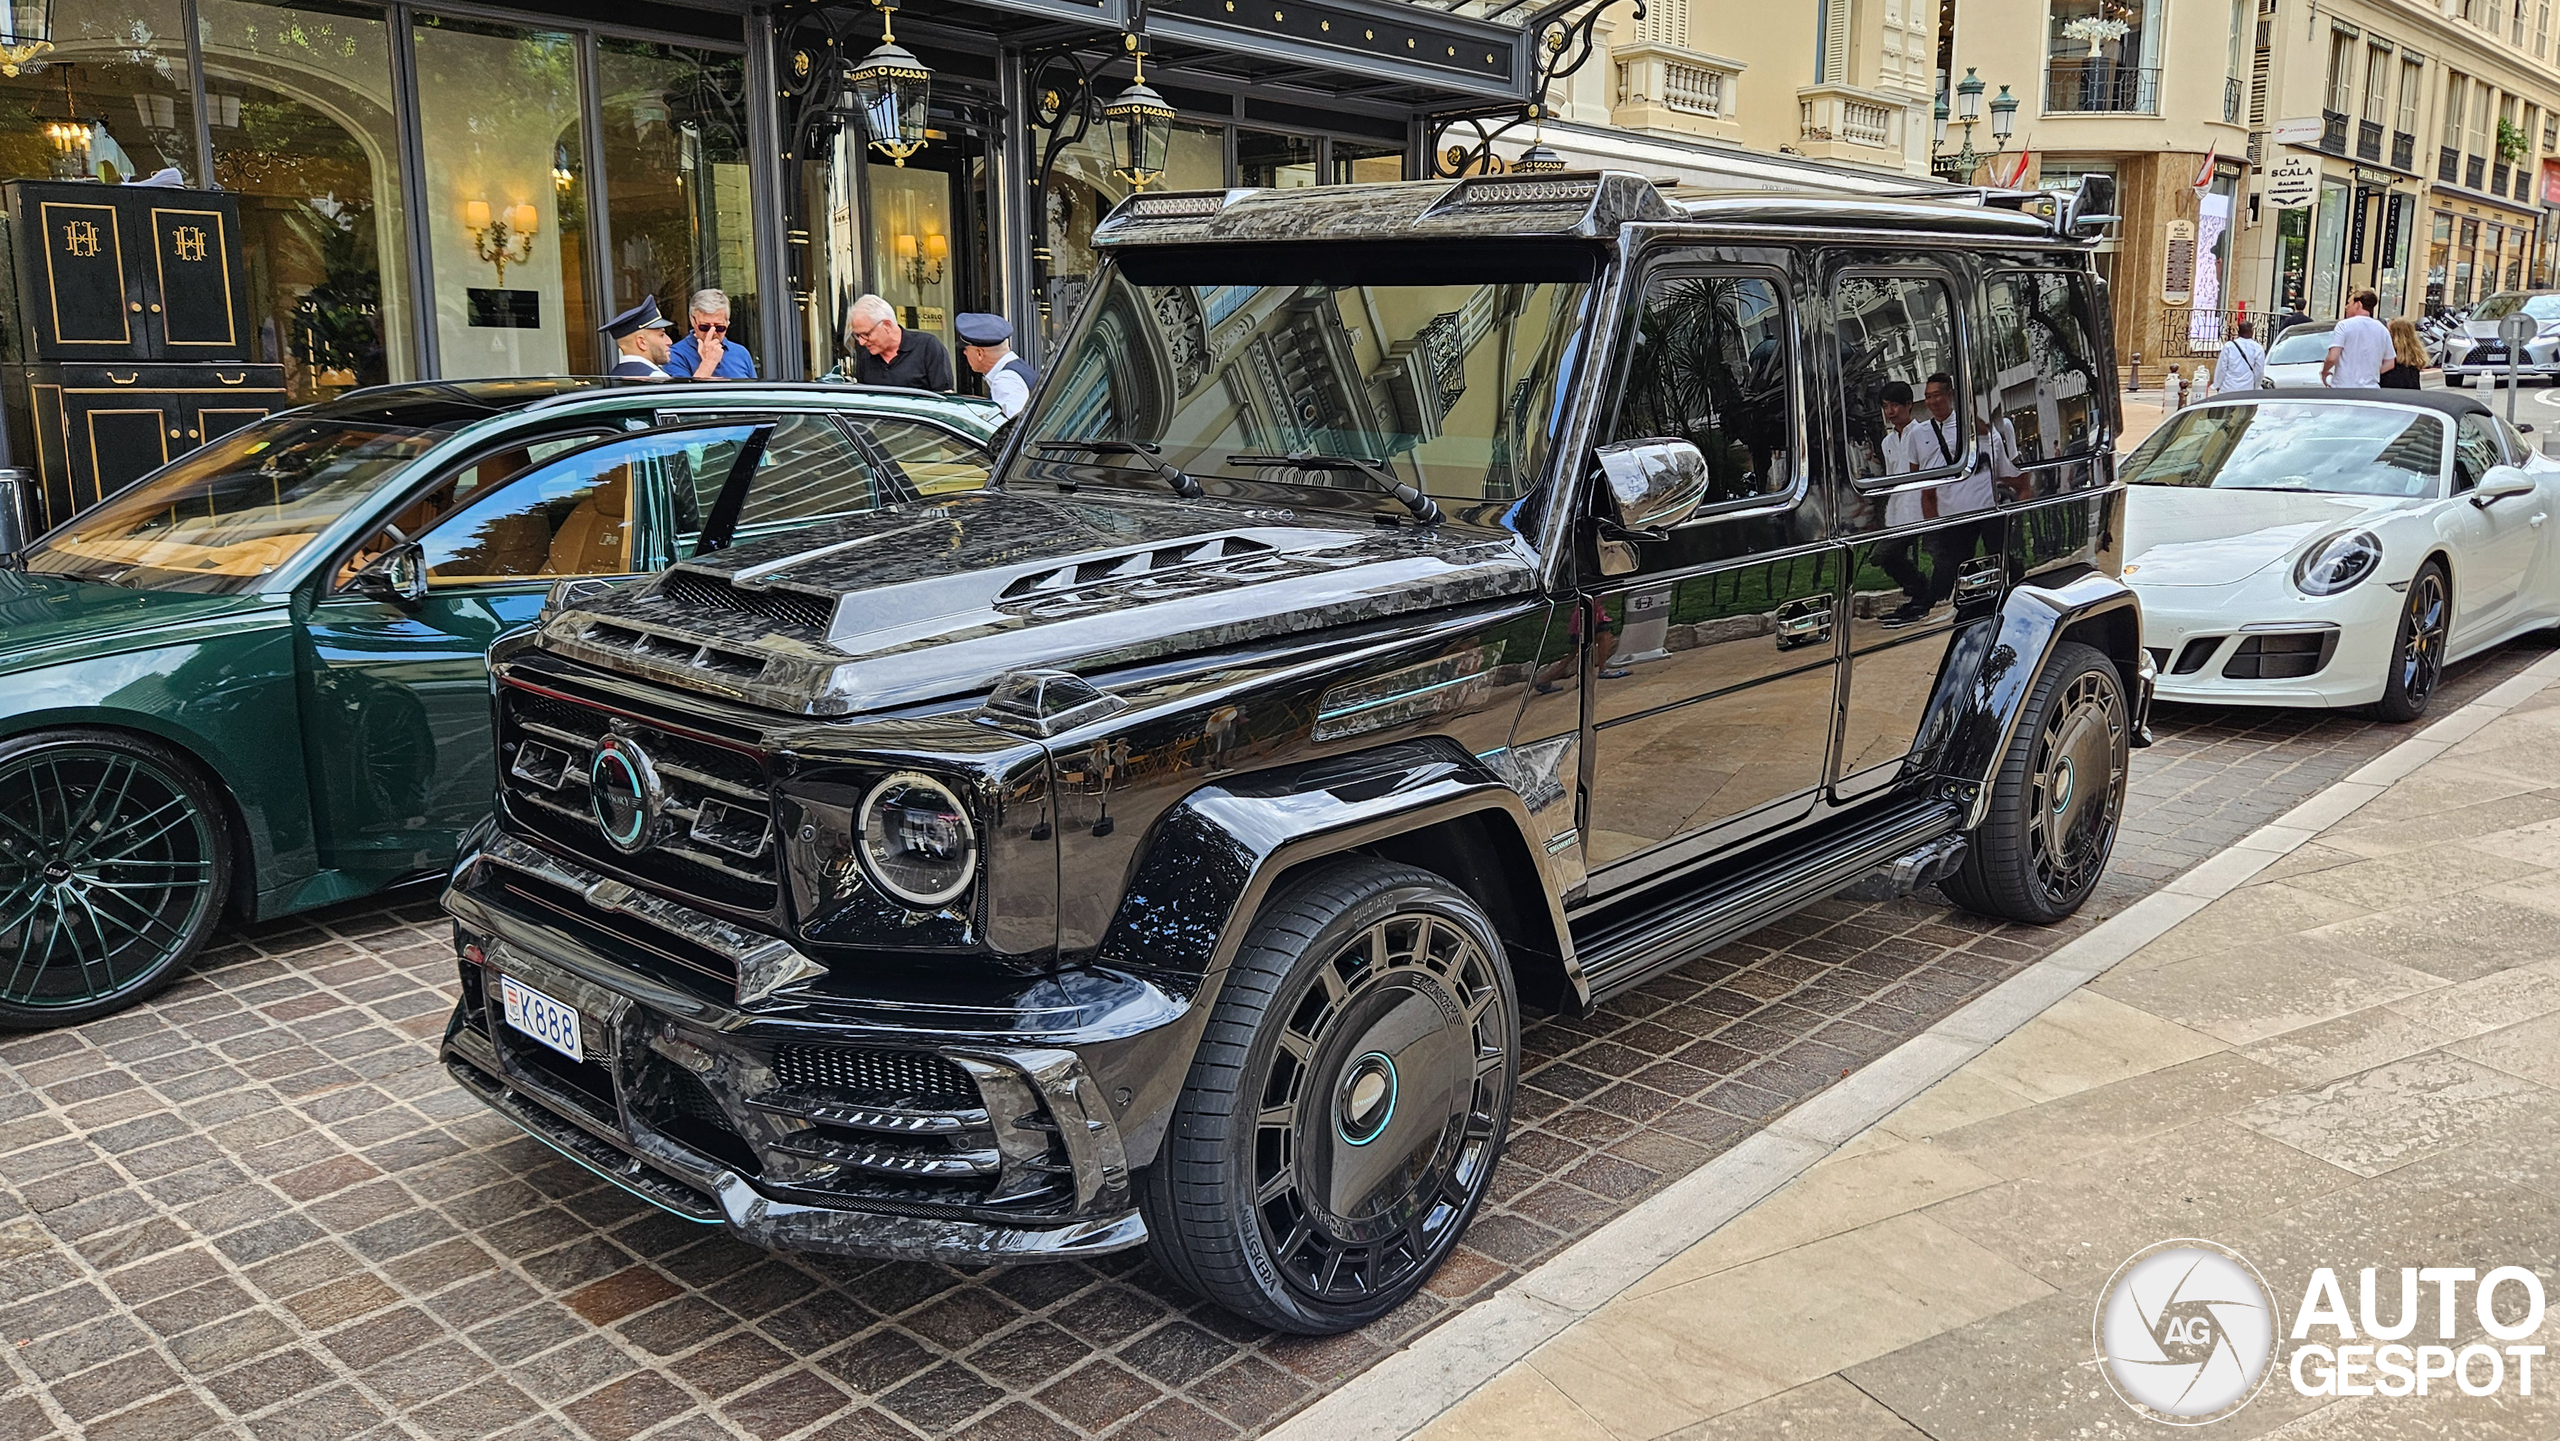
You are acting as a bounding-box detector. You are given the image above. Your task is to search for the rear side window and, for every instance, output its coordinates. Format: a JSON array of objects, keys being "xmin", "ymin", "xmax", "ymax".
[
  {"xmin": 2454, "ymin": 413, "xmax": 2508, "ymax": 488},
  {"xmin": 1835, "ymin": 274, "xmax": 1966, "ymax": 481},
  {"xmin": 858, "ymin": 417, "xmax": 990, "ymax": 497},
  {"xmin": 1608, "ymin": 271, "xmax": 1797, "ymax": 509},
  {"xmin": 1982, "ymin": 271, "xmax": 2104, "ymax": 463}
]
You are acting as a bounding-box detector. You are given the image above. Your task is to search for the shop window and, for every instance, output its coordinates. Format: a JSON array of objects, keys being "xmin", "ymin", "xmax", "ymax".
[
  {"xmin": 1982, "ymin": 271, "xmax": 2101, "ymax": 465},
  {"xmin": 0, "ymin": 0, "xmax": 195, "ymax": 184},
  {"xmin": 411, "ymin": 14, "xmax": 595, "ymax": 378},
  {"xmin": 2457, "ymin": 216, "xmax": 2480, "ymax": 304},
  {"xmin": 2427, "ymin": 211, "xmax": 2453, "ymax": 311},
  {"xmin": 1238, "ymin": 130, "xmax": 1316, "ymax": 188},
  {"xmin": 200, "ymin": 0, "xmax": 413, "ymax": 402},
  {"xmin": 1331, "ymin": 140, "xmax": 1404, "ymax": 183},
  {"xmin": 1608, "ymin": 272, "xmax": 1793, "ymax": 508},
  {"xmin": 597, "ymin": 40, "xmax": 756, "ymax": 366},
  {"xmin": 1834, "ymin": 273, "xmax": 1966, "ymax": 482}
]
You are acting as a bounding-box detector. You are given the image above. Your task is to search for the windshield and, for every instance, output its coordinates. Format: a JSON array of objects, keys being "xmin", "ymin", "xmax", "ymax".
[
  {"xmin": 27, "ymin": 415, "xmax": 449, "ymax": 593},
  {"xmin": 2471, "ymin": 293, "xmax": 2560, "ymax": 322},
  {"xmin": 1015, "ymin": 242, "xmax": 1597, "ymax": 531},
  {"xmin": 2120, "ymin": 401, "xmax": 2444, "ymax": 498},
  {"xmin": 2266, "ymin": 327, "xmax": 2334, "ymax": 364}
]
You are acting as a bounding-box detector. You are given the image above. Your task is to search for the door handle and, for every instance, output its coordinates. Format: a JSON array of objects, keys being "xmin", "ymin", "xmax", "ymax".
[
  {"xmin": 106, "ymin": 371, "xmax": 138, "ymax": 385},
  {"xmin": 1773, "ymin": 599, "xmax": 1833, "ymax": 648},
  {"xmin": 1954, "ymin": 556, "xmax": 2006, "ymax": 599},
  {"xmin": 216, "ymin": 372, "xmax": 246, "ymax": 385},
  {"xmin": 2533, "ymin": 512, "xmax": 2549, "ymax": 528},
  {"xmin": 128, "ymin": 302, "xmax": 142, "ymax": 314}
]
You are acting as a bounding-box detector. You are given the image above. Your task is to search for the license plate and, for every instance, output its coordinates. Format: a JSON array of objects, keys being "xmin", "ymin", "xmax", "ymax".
[{"xmin": 499, "ymin": 975, "xmax": 585, "ymax": 1063}]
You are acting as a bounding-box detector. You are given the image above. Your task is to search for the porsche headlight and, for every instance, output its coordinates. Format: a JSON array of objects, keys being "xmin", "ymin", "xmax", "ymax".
[
  {"xmin": 857, "ymin": 771, "xmax": 977, "ymax": 907},
  {"xmin": 2294, "ymin": 530, "xmax": 2383, "ymax": 596}
]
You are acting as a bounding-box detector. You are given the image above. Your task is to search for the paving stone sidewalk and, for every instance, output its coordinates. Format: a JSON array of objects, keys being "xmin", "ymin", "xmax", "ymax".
[
  {"xmin": 0, "ymin": 641, "xmax": 2545, "ymax": 1441},
  {"xmin": 1414, "ymin": 661, "xmax": 2560, "ymax": 1441}
]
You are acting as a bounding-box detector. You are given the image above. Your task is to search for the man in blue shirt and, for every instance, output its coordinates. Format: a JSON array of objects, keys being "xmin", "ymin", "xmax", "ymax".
[{"xmin": 664, "ymin": 288, "xmax": 757, "ymax": 379}]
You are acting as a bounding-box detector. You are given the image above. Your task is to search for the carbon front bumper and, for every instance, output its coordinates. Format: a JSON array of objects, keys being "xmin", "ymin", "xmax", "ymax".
[{"xmin": 439, "ymin": 833, "xmax": 1155, "ymax": 1266}]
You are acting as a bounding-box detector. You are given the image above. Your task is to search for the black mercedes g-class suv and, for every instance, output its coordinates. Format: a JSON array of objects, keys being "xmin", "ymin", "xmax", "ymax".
[{"xmin": 440, "ymin": 170, "xmax": 2151, "ymax": 1333}]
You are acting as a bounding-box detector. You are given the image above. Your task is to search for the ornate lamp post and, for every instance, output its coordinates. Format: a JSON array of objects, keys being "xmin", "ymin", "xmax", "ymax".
[
  {"xmin": 0, "ymin": 0, "xmax": 52, "ymax": 78},
  {"xmin": 843, "ymin": 0, "xmax": 930, "ymax": 167},
  {"xmin": 1101, "ymin": 34, "xmax": 1173, "ymax": 190},
  {"xmin": 1932, "ymin": 68, "xmax": 2019, "ymax": 183}
]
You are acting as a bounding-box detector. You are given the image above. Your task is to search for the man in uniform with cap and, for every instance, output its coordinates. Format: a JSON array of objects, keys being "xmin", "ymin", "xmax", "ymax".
[
  {"xmin": 956, "ymin": 312, "xmax": 1039, "ymax": 420},
  {"xmin": 600, "ymin": 297, "xmax": 673, "ymax": 380}
]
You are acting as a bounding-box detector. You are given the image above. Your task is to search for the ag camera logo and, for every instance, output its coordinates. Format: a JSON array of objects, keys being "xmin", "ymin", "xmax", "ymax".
[{"xmin": 2094, "ymin": 1239, "xmax": 2279, "ymax": 1424}]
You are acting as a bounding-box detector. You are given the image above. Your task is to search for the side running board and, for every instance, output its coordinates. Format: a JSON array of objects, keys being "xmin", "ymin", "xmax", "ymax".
[{"xmin": 1570, "ymin": 802, "xmax": 1964, "ymax": 1006}]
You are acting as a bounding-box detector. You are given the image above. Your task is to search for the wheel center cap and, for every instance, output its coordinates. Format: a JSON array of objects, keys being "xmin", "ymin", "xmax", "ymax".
[
  {"xmin": 1336, "ymin": 1052, "xmax": 1398, "ymax": 1147},
  {"xmin": 2051, "ymin": 757, "xmax": 2076, "ymax": 813},
  {"xmin": 40, "ymin": 861, "xmax": 72, "ymax": 884}
]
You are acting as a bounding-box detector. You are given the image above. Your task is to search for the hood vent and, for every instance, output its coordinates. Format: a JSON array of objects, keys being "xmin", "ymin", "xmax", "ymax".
[
  {"xmin": 997, "ymin": 535, "xmax": 1279, "ymax": 600},
  {"xmin": 654, "ymin": 570, "xmax": 837, "ymax": 633}
]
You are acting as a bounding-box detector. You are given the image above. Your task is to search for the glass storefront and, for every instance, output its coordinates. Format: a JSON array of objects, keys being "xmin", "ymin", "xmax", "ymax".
[
  {"xmin": 2429, "ymin": 211, "xmax": 2453, "ymax": 312},
  {"xmin": 0, "ymin": 0, "xmax": 195, "ymax": 185},
  {"xmin": 596, "ymin": 40, "xmax": 757, "ymax": 353}
]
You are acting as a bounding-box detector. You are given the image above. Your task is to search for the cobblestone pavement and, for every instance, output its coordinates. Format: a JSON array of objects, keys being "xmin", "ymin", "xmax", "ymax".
[{"xmin": 1, "ymin": 639, "xmax": 2548, "ymax": 1441}]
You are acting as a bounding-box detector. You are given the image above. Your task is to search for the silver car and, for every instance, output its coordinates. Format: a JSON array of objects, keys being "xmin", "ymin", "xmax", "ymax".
[{"xmin": 2442, "ymin": 291, "xmax": 2560, "ymax": 386}]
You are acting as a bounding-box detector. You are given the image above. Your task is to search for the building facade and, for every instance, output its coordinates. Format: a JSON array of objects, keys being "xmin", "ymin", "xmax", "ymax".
[{"xmin": 1947, "ymin": 0, "xmax": 2560, "ymax": 377}]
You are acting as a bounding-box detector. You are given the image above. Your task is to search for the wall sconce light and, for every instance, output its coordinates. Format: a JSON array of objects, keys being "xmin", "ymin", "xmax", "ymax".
[
  {"xmin": 1103, "ymin": 34, "xmax": 1174, "ymax": 190},
  {"xmin": 894, "ymin": 232, "xmax": 947, "ymax": 286},
  {"xmin": 0, "ymin": 0, "xmax": 54, "ymax": 78},
  {"xmin": 465, "ymin": 199, "xmax": 539, "ymax": 284},
  {"xmin": 843, "ymin": 0, "xmax": 930, "ymax": 166}
]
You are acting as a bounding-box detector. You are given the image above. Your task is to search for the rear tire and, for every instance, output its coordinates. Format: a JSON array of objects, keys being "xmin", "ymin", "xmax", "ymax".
[
  {"xmin": 1139, "ymin": 860, "xmax": 1518, "ymax": 1334},
  {"xmin": 2373, "ymin": 560, "xmax": 2449, "ymax": 724},
  {"xmin": 0, "ymin": 729, "xmax": 232, "ymax": 1028},
  {"xmin": 1942, "ymin": 642, "xmax": 2128, "ymax": 926}
]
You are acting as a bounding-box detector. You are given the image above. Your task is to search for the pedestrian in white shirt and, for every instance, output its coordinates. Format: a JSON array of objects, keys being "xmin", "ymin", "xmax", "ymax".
[
  {"xmin": 2322, "ymin": 289, "xmax": 2395, "ymax": 389},
  {"xmin": 2212, "ymin": 319, "xmax": 2268, "ymax": 394}
]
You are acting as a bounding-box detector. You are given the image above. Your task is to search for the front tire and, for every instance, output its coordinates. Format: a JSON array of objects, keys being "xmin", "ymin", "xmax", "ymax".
[
  {"xmin": 1942, "ymin": 642, "xmax": 2128, "ymax": 926},
  {"xmin": 2374, "ymin": 560, "xmax": 2449, "ymax": 723},
  {"xmin": 0, "ymin": 730, "xmax": 232, "ymax": 1028},
  {"xmin": 1140, "ymin": 860, "xmax": 1518, "ymax": 1334}
]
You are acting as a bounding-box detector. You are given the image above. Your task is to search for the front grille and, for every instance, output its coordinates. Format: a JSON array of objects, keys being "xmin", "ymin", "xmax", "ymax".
[
  {"xmin": 2171, "ymin": 637, "xmax": 2222, "ymax": 676},
  {"xmin": 640, "ymin": 1065, "xmax": 762, "ymax": 1175},
  {"xmin": 498, "ymin": 682, "xmax": 779, "ymax": 912},
  {"xmin": 2223, "ymin": 631, "xmax": 2336, "ymax": 680},
  {"xmin": 774, "ymin": 1044, "xmax": 978, "ymax": 1108},
  {"xmin": 655, "ymin": 571, "xmax": 837, "ymax": 633}
]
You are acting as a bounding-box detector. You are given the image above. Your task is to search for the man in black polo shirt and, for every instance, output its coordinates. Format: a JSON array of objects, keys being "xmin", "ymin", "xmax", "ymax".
[{"xmin": 844, "ymin": 294, "xmax": 953, "ymax": 392}]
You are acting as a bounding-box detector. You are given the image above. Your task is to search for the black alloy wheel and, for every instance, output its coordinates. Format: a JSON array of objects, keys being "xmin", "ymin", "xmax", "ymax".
[
  {"xmin": 1943, "ymin": 641, "xmax": 2129, "ymax": 925},
  {"xmin": 0, "ymin": 731, "xmax": 231, "ymax": 1028},
  {"xmin": 1140, "ymin": 860, "xmax": 1518, "ymax": 1333},
  {"xmin": 2375, "ymin": 561, "xmax": 2449, "ymax": 723}
]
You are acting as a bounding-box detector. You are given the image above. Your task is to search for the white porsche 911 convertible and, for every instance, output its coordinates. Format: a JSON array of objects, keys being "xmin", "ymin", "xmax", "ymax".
[{"xmin": 2120, "ymin": 390, "xmax": 2558, "ymax": 722}]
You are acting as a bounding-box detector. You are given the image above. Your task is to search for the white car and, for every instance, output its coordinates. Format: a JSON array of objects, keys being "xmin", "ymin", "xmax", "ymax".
[
  {"xmin": 2259, "ymin": 322, "xmax": 2335, "ymax": 387},
  {"xmin": 2120, "ymin": 391, "xmax": 2558, "ymax": 721}
]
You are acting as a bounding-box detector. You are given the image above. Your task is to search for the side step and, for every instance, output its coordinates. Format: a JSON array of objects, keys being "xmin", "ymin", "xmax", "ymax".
[{"xmin": 1571, "ymin": 801, "xmax": 1964, "ymax": 1006}]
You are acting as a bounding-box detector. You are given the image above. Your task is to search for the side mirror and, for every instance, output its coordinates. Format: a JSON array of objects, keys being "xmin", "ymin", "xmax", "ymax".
[
  {"xmin": 2473, "ymin": 465, "xmax": 2538, "ymax": 507},
  {"xmin": 350, "ymin": 540, "xmax": 428, "ymax": 604},
  {"xmin": 1595, "ymin": 437, "xmax": 1712, "ymax": 535},
  {"xmin": 2064, "ymin": 174, "xmax": 2120, "ymax": 237}
]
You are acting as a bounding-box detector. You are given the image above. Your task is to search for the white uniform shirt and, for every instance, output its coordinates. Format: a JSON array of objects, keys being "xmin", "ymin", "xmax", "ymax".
[
  {"xmin": 2212, "ymin": 336, "xmax": 2267, "ymax": 394},
  {"xmin": 2328, "ymin": 315, "xmax": 2392, "ymax": 388},
  {"xmin": 983, "ymin": 348, "xmax": 1030, "ymax": 418}
]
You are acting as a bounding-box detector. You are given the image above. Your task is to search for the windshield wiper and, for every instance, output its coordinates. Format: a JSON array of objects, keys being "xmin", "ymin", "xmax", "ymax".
[
  {"xmin": 1225, "ymin": 452, "xmax": 1442, "ymax": 524},
  {"xmin": 1031, "ymin": 440, "xmax": 1204, "ymax": 499}
]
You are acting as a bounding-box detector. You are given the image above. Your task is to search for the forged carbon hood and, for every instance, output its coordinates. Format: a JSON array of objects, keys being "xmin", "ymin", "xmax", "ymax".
[{"xmin": 536, "ymin": 490, "xmax": 1539, "ymax": 716}]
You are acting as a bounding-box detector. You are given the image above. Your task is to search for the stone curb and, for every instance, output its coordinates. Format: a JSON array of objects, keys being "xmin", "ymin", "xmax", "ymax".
[{"xmin": 1267, "ymin": 645, "xmax": 2560, "ymax": 1441}]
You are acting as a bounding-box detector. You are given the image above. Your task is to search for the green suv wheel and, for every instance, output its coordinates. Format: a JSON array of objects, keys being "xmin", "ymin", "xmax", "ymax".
[
  {"xmin": 0, "ymin": 731, "xmax": 231, "ymax": 1028},
  {"xmin": 1140, "ymin": 860, "xmax": 1518, "ymax": 1334},
  {"xmin": 1942, "ymin": 641, "xmax": 2128, "ymax": 926}
]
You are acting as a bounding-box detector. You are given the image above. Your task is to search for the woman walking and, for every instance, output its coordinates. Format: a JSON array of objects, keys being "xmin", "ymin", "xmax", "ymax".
[{"xmin": 2381, "ymin": 318, "xmax": 2428, "ymax": 390}]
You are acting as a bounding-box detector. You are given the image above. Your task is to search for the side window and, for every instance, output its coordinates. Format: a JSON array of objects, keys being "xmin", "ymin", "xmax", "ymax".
[
  {"xmin": 419, "ymin": 460, "xmax": 649, "ymax": 585},
  {"xmin": 1835, "ymin": 274, "xmax": 1967, "ymax": 483},
  {"xmin": 727, "ymin": 413, "xmax": 883, "ymax": 536},
  {"xmin": 1982, "ymin": 271, "xmax": 2104, "ymax": 464},
  {"xmin": 2454, "ymin": 414, "xmax": 2506, "ymax": 488},
  {"xmin": 1609, "ymin": 272, "xmax": 1795, "ymax": 509},
  {"xmin": 334, "ymin": 430, "xmax": 606, "ymax": 588},
  {"xmin": 858, "ymin": 417, "xmax": 991, "ymax": 497}
]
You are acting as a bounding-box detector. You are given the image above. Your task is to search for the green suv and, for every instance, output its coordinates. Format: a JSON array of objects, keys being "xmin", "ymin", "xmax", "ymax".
[{"xmin": 0, "ymin": 378, "xmax": 999, "ymax": 1026}]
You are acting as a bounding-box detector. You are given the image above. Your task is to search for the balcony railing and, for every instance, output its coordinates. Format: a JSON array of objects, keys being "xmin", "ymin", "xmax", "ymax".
[
  {"xmin": 2495, "ymin": 161, "xmax": 2514, "ymax": 195},
  {"xmin": 2320, "ymin": 110, "xmax": 2348, "ymax": 155},
  {"xmin": 2356, "ymin": 118, "xmax": 2383, "ymax": 161},
  {"xmin": 2468, "ymin": 154, "xmax": 2487, "ymax": 189},
  {"xmin": 2442, "ymin": 145, "xmax": 2461, "ymax": 183},
  {"xmin": 2392, "ymin": 131, "xmax": 2416, "ymax": 171},
  {"xmin": 2044, "ymin": 59, "xmax": 2159, "ymax": 114},
  {"xmin": 1611, "ymin": 44, "xmax": 1746, "ymax": 140},
  {"xmin": 2224, "ymin": 76, "xmax": 2243, "ymax": 124}
]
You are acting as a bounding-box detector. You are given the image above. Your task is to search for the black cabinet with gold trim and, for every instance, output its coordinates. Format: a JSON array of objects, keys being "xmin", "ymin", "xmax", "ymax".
[{"xmin": 0, "ymin": 180, "xmax": 286, "ymax": 530}]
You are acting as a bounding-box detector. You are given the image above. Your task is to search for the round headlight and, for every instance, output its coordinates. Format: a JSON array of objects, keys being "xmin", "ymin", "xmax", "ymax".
[
  {"xmin": 2294, "ymin": 529, "xmax": 2383, "ymax": 596},
  {"xmin": 857, "ymin": 771, "xmax": 977, "ymax": 907}
]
